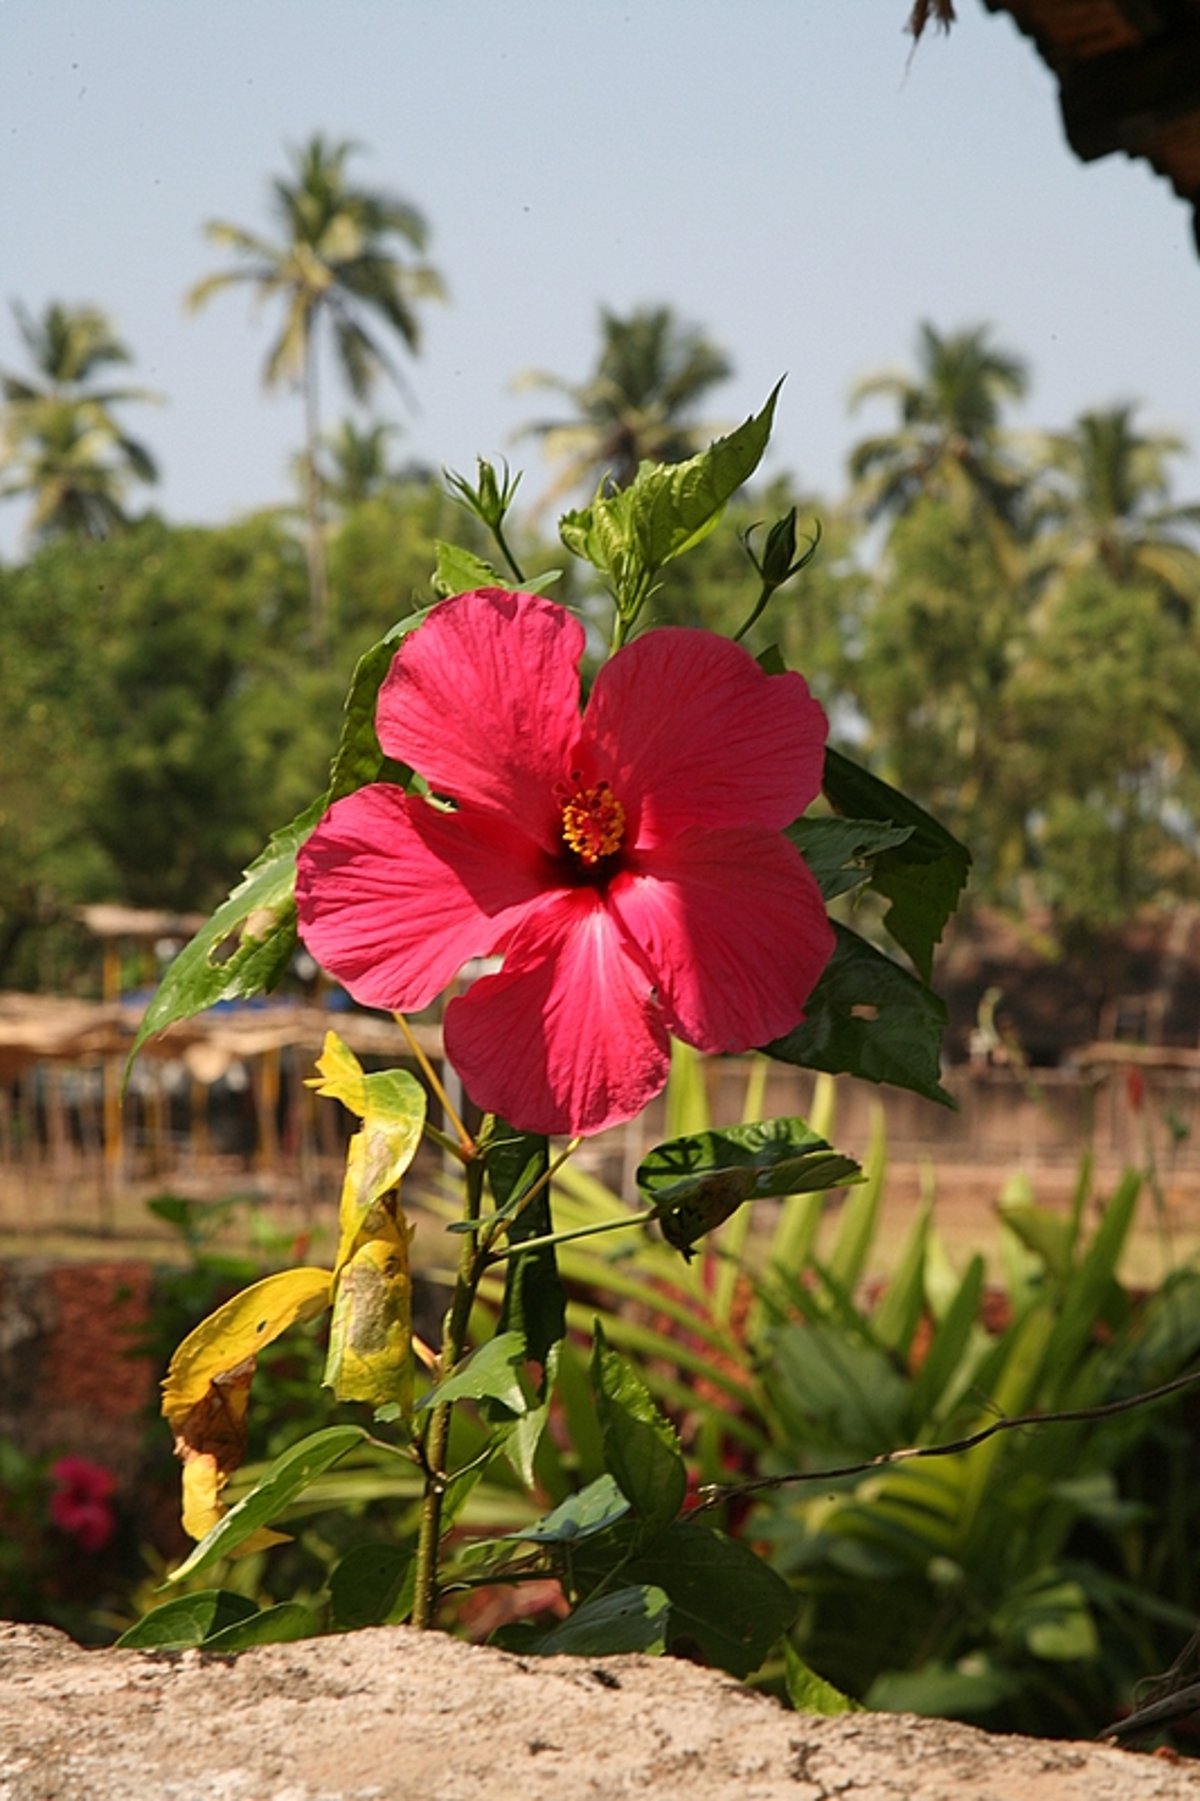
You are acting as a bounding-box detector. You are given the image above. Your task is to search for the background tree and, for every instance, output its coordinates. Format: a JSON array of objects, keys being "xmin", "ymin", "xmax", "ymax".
[
  {"xmin": 186, "ymin": 134, "xmax": 445, "ymax": 639},
  {"xmin": 1030, "ymin": 403, "xmax": 1200, "ymax": 624},
  {"xmin": 516, "ymin": 303, "xmax": 732, "ymax": 508},
  {"xmin": 848, "ymin": 321, "xmax": 1028, "ymax": 535},
  {"xmin": 0, "ymin": 301, "xmax": 159, "ymax": 542}
]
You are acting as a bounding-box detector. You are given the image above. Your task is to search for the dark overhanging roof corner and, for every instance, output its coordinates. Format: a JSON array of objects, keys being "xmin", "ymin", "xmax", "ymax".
[{"xmin": 980, "ymin": 0, "xmax": 1200, "ymax": 258}]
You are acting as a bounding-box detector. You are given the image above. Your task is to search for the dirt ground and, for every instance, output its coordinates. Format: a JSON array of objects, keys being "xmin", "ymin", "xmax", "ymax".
[{"xmin": 1, "ymin": 1620, "xmax": 1199, "ymax": 1801}]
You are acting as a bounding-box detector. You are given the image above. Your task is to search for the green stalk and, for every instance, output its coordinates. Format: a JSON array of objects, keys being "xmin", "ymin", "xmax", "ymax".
[{"xmin": 411, "ymin": 1152, "xmax": 487, "ymax": 1629}]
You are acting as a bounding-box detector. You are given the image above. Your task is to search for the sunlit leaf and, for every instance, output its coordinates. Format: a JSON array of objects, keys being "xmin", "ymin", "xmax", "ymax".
[
  {"xmin": 127, "ymin": 798, "xmax": 324, "ymax": 1067},
  {"xmin": 559, "ymin": 385, "xmax": 780, "ymax": 613},
  {"xmin": 167, "ymin": 1425, "xmax": 368, "ymax": 1582},
  {"xmin": 637, "ymin": 1117, "xmax": 861, "ymax": 1256},
  {"xmin": 200, "ymin": 1602, "xmax": 316, "ymax": 1651},
  {"xmin": 162, "ymin": 1269, "xmax": 334, "ymax": 1420},
  {"xmin": 323, "ymin": 1214, "xmax": 414, "ymax": 1412},
  {"xmin": 417, "ymin": 1330, "xmax": 529, "ymax": 1415},
  {"xmin": 503, "ymin": 1473, "xmax": 630, "ymax": 1544},
  {"xmin": 783, "ymin": 1640, "xmax": 865, "ymax": 1715},
  {"xmin": 308, "ymin": 1031, "xmax": 426, "ymax": 1275}
]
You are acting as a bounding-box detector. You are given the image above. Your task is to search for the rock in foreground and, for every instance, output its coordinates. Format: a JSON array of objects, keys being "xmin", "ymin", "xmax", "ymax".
[{"xmin": 1, "ymin": 1621, "xmax": 1198, "ymax": 1801}]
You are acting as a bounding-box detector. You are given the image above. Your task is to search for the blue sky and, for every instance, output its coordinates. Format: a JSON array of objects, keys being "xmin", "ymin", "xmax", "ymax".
[{"xmin": 2, "ymin": 0, "xmax": 1198, "ymax": 556}]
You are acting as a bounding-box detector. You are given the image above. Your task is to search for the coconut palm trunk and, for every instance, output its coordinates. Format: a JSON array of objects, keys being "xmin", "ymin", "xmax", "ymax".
[{"xmin": 302, "ymin": 332, "xmax": 330, "ymax": 640}]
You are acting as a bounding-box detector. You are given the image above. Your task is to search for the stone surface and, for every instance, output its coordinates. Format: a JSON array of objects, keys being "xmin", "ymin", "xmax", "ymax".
[{"xmin": 1, "ymin": 1621, "xmax": 1198, "ymax": 1801}]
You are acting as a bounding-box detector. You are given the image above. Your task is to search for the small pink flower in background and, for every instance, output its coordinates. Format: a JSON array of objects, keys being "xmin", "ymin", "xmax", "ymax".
[
  {"xmin": 49, "ymin": 1456, "xmax": 118, "ymax": 1554},
  {"xmin": 297, "ymin": 589, "xmax": 834, "ymax": 1136}
]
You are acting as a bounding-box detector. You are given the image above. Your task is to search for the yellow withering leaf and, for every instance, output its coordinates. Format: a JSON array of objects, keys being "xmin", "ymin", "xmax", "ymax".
[
  {"xmin": 162, "ymin": 1268, "xmax": 335, "ymax": 1420},
  {"xmin": 308, "ymin": 1030, "xmax": 426, "ymax": 1276},
  {"xmin": 162, "ymin": 1268, "xmax": 333, "ymax": 1546},
  {"xmin": 324, "ymin": 1197, "xmax": 415, "ymax": 1412}
]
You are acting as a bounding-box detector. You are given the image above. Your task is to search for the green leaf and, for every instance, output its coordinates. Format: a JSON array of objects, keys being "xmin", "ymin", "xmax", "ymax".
[
  {"xmin": 867, "ymin": 1661, "xmax": 1020, "ymax": 1719},
  {"xmin": 432, "ymin": 540, "xmax": 507, "ymax": 598},
  {"xmin": 637, "ymin": 1117, "xmax": 861, "ymax": 1256},
  {"xmin": 590, "ymin": 1325, "xmax": 687, "ymax": 1531},
  {"xmin": 127, "ymin": 797, "xmax": 324, "ymax": 1067},
  {"xmin": 200, "ymin": 1602, "xmax": 316, "ymax": 1651},
  {"xmin": 114, "ymin": 1589, "xmax": 257, "ymax": 1650},
  {"xmin": 504, "ymin": 1473, "xmax": 631, "ymax": 1544},
  {"xmin": 822, "ymin": 748, "xmax": 971, "ymax": 983},
  {"xmin": 765, "ymin": 923, "xmax": 952, "ymax": 1106},
  {"xmin": 788, "ymin": 816, "xmax": 915, "ymax": 902},
  {"xmin": 783, "ymin": 1640, "xmax": 864, "ymax": 1715},
  {"xmin": 559, "ymin": 385, "xmax": 780, "ymax": 613},
  {"xmin": 329, "ymin": 1542, "xmax": 415, "ymax": 1630},
  {"xmin": 491, "ymin": 1130, "xmax": 565, "ymax": 1377},
  {"xmin": 626, "ymin": 383, "xmax": 781, "ymax": 570},
  {"xmin": 326, "ymin": 616, "xmax": 425, "ymax": 804},
  {"xmin": 167, "ymin": 1426, "xmax": 367, "ymax": 1582},
  {"xmin": 418, "ymin": 1331, "xmax": 529, "ymax": 1415},
  {"xmin": 626, "ymin": 1521, "xmax": 795, "ymax": 1678},
  {"xmin": 533, "ymin": 1585, "xmax": 670, "ymax": 1657}
]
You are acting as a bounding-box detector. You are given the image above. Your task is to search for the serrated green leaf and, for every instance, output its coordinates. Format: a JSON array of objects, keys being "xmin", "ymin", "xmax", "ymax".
[
  {"xmin": 590, "ymin": 1326, "xmax": 687, "ymax": 1531},
  {"xmin": 329, "ymin": 1542, "xmax": 415, "ymax": 1630},
  {"xmin": 637, "ymin": 1117, "xmax": 860, "ymax": 1256},
  {"xmin": 783, "ymin": 1640, "xmax": 865, "ymax": 1715},
  {"xmin": 418, "ymin": 1330, "xmax": 529, "ymax": 1415},
  {"xmin": 200, "ymin": 1601, "xmax": 315, "ymax": 1651},
  {"xmin": 533, "ymin": 1584, "xmax": 670, "ymax": 1657},
  {"xmin": 559, "ymin": 385, "xmax": 780, "ymax": 613},
  {"xmin": 822, "ymin": 748, "xmax": 970, "ymax": 982},
  {"xmin": 127, "ymin": 797, "xmax": 324, "ymax": 1068},
  {"xmin": 788, "ymin": 817, "xmax": 916, "ymax": 902},
  {"xmin": 114, "ymin": 1589, "xmax": 258, "ymax": 1650},
  {"xmin": 765, "ymin": 923, "xmax": 952, "ymax": 1106},
  {"xmin": 166, "ymin": 1426, "xmax": 367, "ymax": 1582},
  {"xmin": 627, "ymin": 383, "xmax": 781, "ymax": 570}
]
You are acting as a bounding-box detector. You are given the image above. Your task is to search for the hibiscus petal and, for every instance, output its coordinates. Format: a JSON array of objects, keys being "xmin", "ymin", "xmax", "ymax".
[
  {"xmin": 608, "ymin": 826, "xmax": 835, "ymax": 1052},
  {"xmin": 377, "ymin": 589, "xmax": 585, "ymax": 849},
  {"xmin": 296, "ymin": 785, "xmax": 551, "ymax": 1012},
  {"xmin": 579, "ymin": 628, "xmax": 827, "ymax": 843},
  {"xmin": 443, "ymin": 891, "xmax": 670, "ymax": 1136}
]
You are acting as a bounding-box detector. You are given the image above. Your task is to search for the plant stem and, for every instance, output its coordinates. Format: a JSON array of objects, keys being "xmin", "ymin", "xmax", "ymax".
[
  {"xmin": 410, "ymin": 1151, "xmax": 487, "ymax": 1629},
  {"xmin": 492, "ymin": 519, "xmax": 525, "ymax": 585},
  {"xmin": 394, "ymin": 1012, "xmax": 474, "ymax": 1157}
]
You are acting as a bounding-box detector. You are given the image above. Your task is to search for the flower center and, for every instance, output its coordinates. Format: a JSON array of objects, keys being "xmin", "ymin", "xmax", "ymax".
[{"xmin": 560, "ymin": 779, "xmax": 626, "ymax": 867}]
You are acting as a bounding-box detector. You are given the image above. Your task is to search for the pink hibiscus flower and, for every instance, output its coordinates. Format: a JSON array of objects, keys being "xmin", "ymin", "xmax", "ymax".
[{"xmin": 296, "ymin": 589, "xmax": 834, "ymax": 1136}]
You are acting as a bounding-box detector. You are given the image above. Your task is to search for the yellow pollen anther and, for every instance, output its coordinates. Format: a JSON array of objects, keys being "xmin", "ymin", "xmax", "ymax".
[{"xmin": 561, "ymin": 781, "xmax": 626, "ymax": 866}]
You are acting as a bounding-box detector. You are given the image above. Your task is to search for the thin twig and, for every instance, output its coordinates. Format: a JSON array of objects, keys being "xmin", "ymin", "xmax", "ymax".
[{"xmin": 694, "ymin": 1364, "xmax": 1200, "ymax": 1510}]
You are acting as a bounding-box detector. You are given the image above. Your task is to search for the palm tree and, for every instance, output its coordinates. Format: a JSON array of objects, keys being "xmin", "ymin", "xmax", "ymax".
[
  {"xmin": 516, "ymin": 304, "xmax": 732, "ymax": 508},
  {"xmin": 316, "ymin": 418, "xmax": 405, "ymax": 511},
  {"xmin": 0, "ymin": 302, "xmax": 159, "ymax": 542},
  {"xmin": 848, "ymin": 321, "xmax": 1029, "ymax": 527},
  {"xmin": 1031, "ymin": 404, "xmax": 1200, "ymax": 622},
  {"xmin": 186, "ymin": 134, "xmax": 445, "ymax": 636}
]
